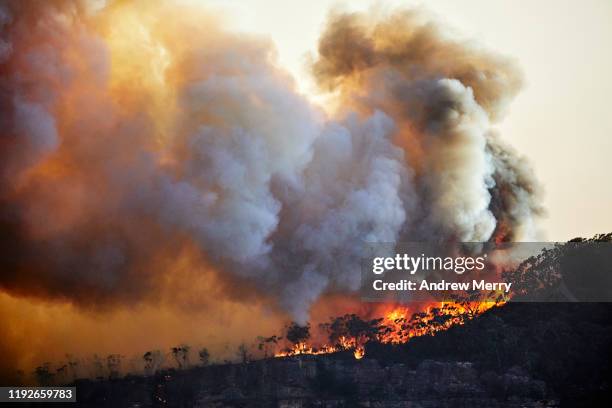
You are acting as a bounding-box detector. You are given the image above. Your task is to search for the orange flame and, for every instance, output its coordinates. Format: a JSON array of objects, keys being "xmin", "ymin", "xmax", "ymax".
[{"xmin": 274, "ymin": 300, "xmax": 503, "ymax": 360}]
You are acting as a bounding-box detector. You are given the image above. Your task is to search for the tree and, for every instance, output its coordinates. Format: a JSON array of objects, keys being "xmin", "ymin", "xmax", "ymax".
[
  {"xmin": 449, "ymin": 289, "xmax": 487, "ymax": 319},
  {"xmin": 502, "ymin": 234, "xmax": 612, "ymax": 301},
  {"xmin": 106, "ymin": 354, "xmax": 122, "ymax": 379},
  {"xmin": 285, "ymin": 322, "xmax": 310, "ymax": 346},
  {"xmin": 257, "ymin": 335, "xmax": 281, "ymax": 358},
  {"xmin": 143, "ymin": 350, "xmax": 163, "ymax": 375},
  {"xmin": 320, "ymin": 314, "xmax": 381, "ymax": 348},
  {"xmin": 171, "ymin": 345, "xmax": 190, "ymax": 369},
  {"xmin": 236, "ymin": 343, "xmax": 251, "ymax": 364},
  {"xmin": 55, "ymin": 364, "xmax": 68, "ymax": 384},
  {"xmin": 34, "ymin": 363, "xmax": 54, "ymax": 386},
  {"xmin": 65, "ymin": 354, "xmax": 79, "ymax": 381},
  {"xmin": 198, "ymin": 348, "xmax": 210, "ymax": 366},
  {"xmin": 92, "ymin": 354, "xmax": 105, "ymax": 380}
]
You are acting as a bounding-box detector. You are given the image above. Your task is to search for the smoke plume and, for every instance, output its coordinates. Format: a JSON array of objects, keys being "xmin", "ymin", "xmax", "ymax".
[{"xmin": 0, "ymin": 0, "xmax": 543, "ymax": 330}]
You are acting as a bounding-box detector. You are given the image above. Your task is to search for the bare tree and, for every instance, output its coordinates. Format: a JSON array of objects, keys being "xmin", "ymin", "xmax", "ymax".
[
  {"xmin": 92, "ymin": 354, "xmax": 105, "ymax": 380},
  {"xmin": 236, "ymin": 343, "xmax": 251, "ymax": 364},
  {"xmin": 55, "ymin": 364, "xmax": 68, "ymax": 384},
  {"xmin": 65, "ymin": 354, "xmax": 79, "ymax": 381},
  {"xmin": 34, "ymin": 363, "xmax": 54, "ymax": 386},
  {"xmin": 198, "ymin": 348, "xmax": 210, "ymax": 366},
  {"xmin": 106, "ymin": 354, "xmax": 122, "ymax": 379}
]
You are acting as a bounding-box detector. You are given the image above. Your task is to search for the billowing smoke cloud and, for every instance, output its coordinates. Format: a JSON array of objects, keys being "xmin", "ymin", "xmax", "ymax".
[
  {"xmin": 0, "ymin": 1, "xmax": 543, "ymax": 324},
  {"xmin": 310, "ymin": 10, "xmax": 543, "ymax": 243}
]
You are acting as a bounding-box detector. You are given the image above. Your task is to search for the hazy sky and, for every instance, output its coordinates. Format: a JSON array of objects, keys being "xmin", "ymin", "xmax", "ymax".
[{"xmin": 203, "ymin": 0, "xmax": 612, "ymax": 241}]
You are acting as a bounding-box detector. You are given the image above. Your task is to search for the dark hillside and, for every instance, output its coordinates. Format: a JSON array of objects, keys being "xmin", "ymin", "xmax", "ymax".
[{"xmin": 63, "ymin": 302, "xmax": 612, "ymax": 407}]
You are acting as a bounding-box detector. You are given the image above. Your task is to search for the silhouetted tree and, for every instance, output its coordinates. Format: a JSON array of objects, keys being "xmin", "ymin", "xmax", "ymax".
[
  {"xmin": 198, "ymin": 348, "xmax": 210, "ymax": 366},
  {"xmin": 65, "ymin": 354, "xmax": 79, "ymax": 381},
  {"xmin": 106, "ymin": 354, "xmax": 122, "ymax": 379},
  {"xmin": 92, "ymin": 354, "xmax": 105, "ymax": 380},
  {"xmin": 34, "ymin": 363, "xmax": 54, "ymax": 386},
  {"xmin": 171, "ymin": 345, "xmax": 190, "ymax": 369},
  {"xmin": 320, "ymin": 314, "xmax": 381, "ymax": 348},
  {"xmin": 143, "ymin": 350, "xmax": 163, "ymax": 375},
  {"xmin": 55, "ymin": 364, "xmax": 68, "ymax": 384},
  {"xmin": 285, "ymin": 322, "xmax": 310, "ymax": 346},
  {"xmin": 502, "ymin": 234, "xmax": 612, "ymax": 301},
  {"xmin": 257, "ymin": 335, "xmax": 281, "ymax": 358},
  {"xmin": 236, "ymin": 343, "xmax": 251, "ymax": 364}
]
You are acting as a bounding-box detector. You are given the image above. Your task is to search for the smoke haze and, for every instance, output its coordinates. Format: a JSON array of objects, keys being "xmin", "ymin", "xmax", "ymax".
[{"xmin": 0, "ymin": 0, "xmax": 543, "ymax": 378}]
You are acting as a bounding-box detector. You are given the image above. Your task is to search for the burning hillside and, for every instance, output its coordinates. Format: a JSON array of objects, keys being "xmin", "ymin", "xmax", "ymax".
[{"xmin": 272, "ymin": 300, "xmax": 502, "ymax": 360}]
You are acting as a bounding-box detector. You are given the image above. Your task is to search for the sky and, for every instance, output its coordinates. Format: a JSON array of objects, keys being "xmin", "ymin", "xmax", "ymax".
[{"xmin": 203, "ymin": 0, "xmax": 612, "ymax": 241}]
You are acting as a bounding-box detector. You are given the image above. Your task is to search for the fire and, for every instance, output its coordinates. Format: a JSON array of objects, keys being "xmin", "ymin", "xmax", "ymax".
[
  {"xmin": 273, "ymin": 342, "xmax": 337, "ymax": 358},
  {"xmin": 274, "ymin": 300, "xmax": 503, "ymax": 360},
  {"xmin": 494, "ymin": 220, "xmax": 513, "ymax": 244}
]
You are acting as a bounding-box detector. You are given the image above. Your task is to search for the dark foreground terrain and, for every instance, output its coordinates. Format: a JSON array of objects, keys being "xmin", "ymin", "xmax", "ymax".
[
  {"xmin": 75, "ymin": 356, "xmax": 551, "ymax": 408},
  {"xmin": 44, "ymin": 302, "xmax": 611, "ymax": 408}
]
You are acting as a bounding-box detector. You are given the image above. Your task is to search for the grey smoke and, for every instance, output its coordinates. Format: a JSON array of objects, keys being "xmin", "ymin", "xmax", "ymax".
[{"xmin": 0, "ymin": 2, "xmax": 543, "ymax": 323}]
